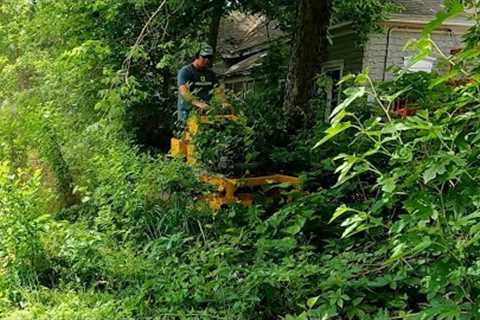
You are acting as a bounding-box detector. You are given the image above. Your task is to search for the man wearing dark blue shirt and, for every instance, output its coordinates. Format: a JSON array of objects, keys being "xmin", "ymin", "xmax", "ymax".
[{"xmin": 177, "ymin": 44, "xmax": 230, "ymax": 127}]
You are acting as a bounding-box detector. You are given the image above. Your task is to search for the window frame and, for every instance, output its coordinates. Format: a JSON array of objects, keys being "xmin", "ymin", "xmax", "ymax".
[{"xmin": 321, "ymin": 60, "xmax": 345, "ymax": 121}]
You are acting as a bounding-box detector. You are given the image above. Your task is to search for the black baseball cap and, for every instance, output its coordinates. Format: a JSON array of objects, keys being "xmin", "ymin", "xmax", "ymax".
[{"xmin": 199, "ymin": 44, "xmax": 214, "ymax": 58}]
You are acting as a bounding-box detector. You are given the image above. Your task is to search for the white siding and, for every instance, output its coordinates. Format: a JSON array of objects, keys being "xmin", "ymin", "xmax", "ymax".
[{"xmin": 363, "ymin": 29, "xmax": 463, "ymax": 81}]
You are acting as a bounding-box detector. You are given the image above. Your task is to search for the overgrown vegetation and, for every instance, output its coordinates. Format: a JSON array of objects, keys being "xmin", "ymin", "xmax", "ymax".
[{"xmin": 1, "ymin": 0, "xmax": 480, "ymax": 319}]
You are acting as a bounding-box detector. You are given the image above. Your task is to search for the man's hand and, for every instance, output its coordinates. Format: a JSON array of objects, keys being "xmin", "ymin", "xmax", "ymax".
[
  {"xmin": 179, "ymin": 84, "xmax": 209, "ymax": 113},
  {"xmin": 194, "ymin": 101, "xmax": 209, "ymax": 113}
]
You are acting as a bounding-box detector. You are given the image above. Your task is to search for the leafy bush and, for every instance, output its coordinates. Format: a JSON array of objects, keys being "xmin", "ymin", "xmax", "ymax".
[
  {"xmin": 66, "ymin": 126, "xmax": 208, "ymax": 242},
  {"xmin": 0, "ymin": 162, "xmax": 52, "ymax": 290},
  {"xmin": 378, "ymin": 71, "xmax": 450, "ymax": 110},
  {"xmin": 296, "ymin": 25, "xmax": 480, "ymax": 320},
  {"xmin": 192, "ymin": 114, "xmax": 257, "ymax": 176},
  {"xmin": 1, "ymin": 290, "xmax": 131, "ymax": 320}
]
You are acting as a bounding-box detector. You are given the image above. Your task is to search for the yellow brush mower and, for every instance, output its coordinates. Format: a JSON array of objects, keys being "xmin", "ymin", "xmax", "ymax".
[{"xmin": 170, "ymin": 114, "xmax": 301, "ymax": 209}]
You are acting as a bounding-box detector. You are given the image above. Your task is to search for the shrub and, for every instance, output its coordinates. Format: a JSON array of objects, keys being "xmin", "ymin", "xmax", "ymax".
[
  {"xmin": 0, "ymin": 162, "xmax": 52, "ymax": 291},
  {"xmin": 296, "ymin": 29, "xmax": 480, "ymax": 319}
]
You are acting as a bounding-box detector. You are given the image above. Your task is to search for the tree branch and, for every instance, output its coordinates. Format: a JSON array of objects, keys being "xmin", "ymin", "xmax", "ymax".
[{"xmin": 123, "ymin": 0, "xmax": 169, "ymax": 84}]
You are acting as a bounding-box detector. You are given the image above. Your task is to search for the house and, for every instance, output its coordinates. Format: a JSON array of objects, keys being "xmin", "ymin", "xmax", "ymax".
[
  {"xmin": 216, "ymin": 0, "xmax": 473, "ymax": 94},
  {"xmin": 215, "ymin": 11, "xmax": 285, "ymax": 92}
]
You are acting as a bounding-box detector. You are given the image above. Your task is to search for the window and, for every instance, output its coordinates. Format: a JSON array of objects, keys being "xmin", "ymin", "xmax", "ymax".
[
  {"xmin": 321, "ymin": 60, "xmax": 344, "ymax": 121},
  {"xmin": 244, "ymin": 80, "xmax": 255, "ymax": 96},
  {"xmin": 225, "ymin": 82, "xmax": 234, "ymax": 92}
]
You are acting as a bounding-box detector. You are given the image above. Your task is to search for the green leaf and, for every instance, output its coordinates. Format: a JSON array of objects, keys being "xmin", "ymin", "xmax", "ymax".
[
  {"xmin": 329, "ymin": 204, "xmax": 352, "ymax": 223},
  {"xmin": 391, "ymin": 146, "xmax": 413, "ymax": 163},
  {"xmin": 330, "ymin": 109, "xmax": 351, "ymax": 126},
  {"xmin": 285, "ymin": 217, "xmax": 307, "ymax": 235},
  {"xmin": 307, "ymin": 296, "xmax": 320, "ymax": 309},
  {"xmin": 387, "ymin": 241, "xmax": 407, "ymax": 263},
  {"xmin": 378, "ymin": 175, "xmax": 396, "ymax": 194},
  {"xmin": 430, "ymin": 69, "xmax": 458, "ymax": 88},
  {"xmin": 423, "ymin": 162, "xmax": 446, "ymax": 184},
  {"xmin": 329, "ymin": 87, "xmax": 366, "ymax": 120},
  {"xmin": 313, "ymin": 122, "xmax": 352, "ymax": 149},
  {"xmin": 334, "ymin": 154, "xmax": 362, "ymax": 185},
  {"xmin": 412, "ymin": 236, "xmax": 432, "ymax": 253},
  {"xmin": 340, "ymin": 213, "xmax": 369, "ymax": 238},
  {"xmin": 353, "ymin": 70, "xmax": 369, "ymax": 85},
  {"xmin": 341, "ymin": 221, "xmax": 360, "ymax": 238}
]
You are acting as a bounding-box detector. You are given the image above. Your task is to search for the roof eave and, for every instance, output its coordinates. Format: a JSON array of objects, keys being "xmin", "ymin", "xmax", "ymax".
[
  {"xmin": 384, "ymin": 14, "xmax": 473, "ymax": 32},
  {"xmin": 329, "ymin": 14, "xmax": 473, "ymax": 33}
]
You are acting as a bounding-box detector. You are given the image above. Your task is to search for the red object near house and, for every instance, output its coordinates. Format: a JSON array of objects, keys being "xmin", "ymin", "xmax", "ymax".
[
  {"xmin": 392, "ymin": 98, "xmax": 417, "ymax": 118},
  {"xmin": 394, "ymin": 107, "xmax": 417, "ymax": 117}
]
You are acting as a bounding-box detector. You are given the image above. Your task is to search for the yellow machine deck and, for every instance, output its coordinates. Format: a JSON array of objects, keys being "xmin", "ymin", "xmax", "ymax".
[
  {"xmin": 200, "ymin": 174, "xmax": 301, "ymax": 209},
  {"xmin": 170, "ymin": 115, "xmax": 302, "ymax": 209}
]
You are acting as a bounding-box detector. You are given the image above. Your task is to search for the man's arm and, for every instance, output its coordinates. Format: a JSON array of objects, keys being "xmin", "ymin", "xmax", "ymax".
[
  {"xmin": 179, "ymin": 84, "xmax": 209, "ymax": 111},
  {"xmin": 178, "ymin": 67, "xmax": 208, "ymax": 112}
]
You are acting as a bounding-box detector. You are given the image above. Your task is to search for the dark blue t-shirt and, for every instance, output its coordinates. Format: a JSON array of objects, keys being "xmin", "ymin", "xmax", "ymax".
[{"xmin": 177, "ymin": 64, "xmax": 218, "ymax": 115}]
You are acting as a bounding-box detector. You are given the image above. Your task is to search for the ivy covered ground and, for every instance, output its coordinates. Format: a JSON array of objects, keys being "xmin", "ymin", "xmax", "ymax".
[{"xmin": 1, "ymin": 0, "xmax": 480, "ymax": 319}]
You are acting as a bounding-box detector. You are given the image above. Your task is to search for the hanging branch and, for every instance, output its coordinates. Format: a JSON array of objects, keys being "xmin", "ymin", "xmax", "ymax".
[{"xmin": 123, "ymin": 0, "xmax": 169, "ymax": 84}]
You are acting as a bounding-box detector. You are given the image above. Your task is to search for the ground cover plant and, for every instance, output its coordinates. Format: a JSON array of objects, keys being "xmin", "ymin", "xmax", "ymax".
[{"xmin": 1, "ymin": 0, "xmax": 480, "ymax": 319}]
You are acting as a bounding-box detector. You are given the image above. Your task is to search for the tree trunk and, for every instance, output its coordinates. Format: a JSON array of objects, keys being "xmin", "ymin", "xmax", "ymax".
[
  {"xmin": 282, "ymin": 0, "xmax": 331, "ymax": 130},
  {"xmin": 208, "ymin": 0, "xmax": 225, "ymax": 54}
]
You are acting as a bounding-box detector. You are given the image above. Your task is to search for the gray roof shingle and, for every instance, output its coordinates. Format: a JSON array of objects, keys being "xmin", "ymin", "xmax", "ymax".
[
  {"xmin": 217, "ymin": 11, "xmax": 284, "ymax": 58},
  {"xmin": 393, "ymin": 0, "xmax": 443, "ymax": 16}
]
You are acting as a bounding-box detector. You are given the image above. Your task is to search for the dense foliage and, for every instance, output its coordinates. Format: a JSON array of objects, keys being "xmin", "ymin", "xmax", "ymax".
[
  {"xmin": 301, "ymin": 3, "xmax": 480, "ymax": 317},
  {"xmin": 1, "ymin": 0, "xmax": 479, "ymax": 319},
  {"xmin": 192, "ymin": 113, "xmax": 256, "ymax": 176}
]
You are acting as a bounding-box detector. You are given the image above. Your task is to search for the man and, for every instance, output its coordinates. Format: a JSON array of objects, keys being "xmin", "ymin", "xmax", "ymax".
[{"xmin": 176, "ymin": 43, "xmax": 230, "ymax": 129}]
